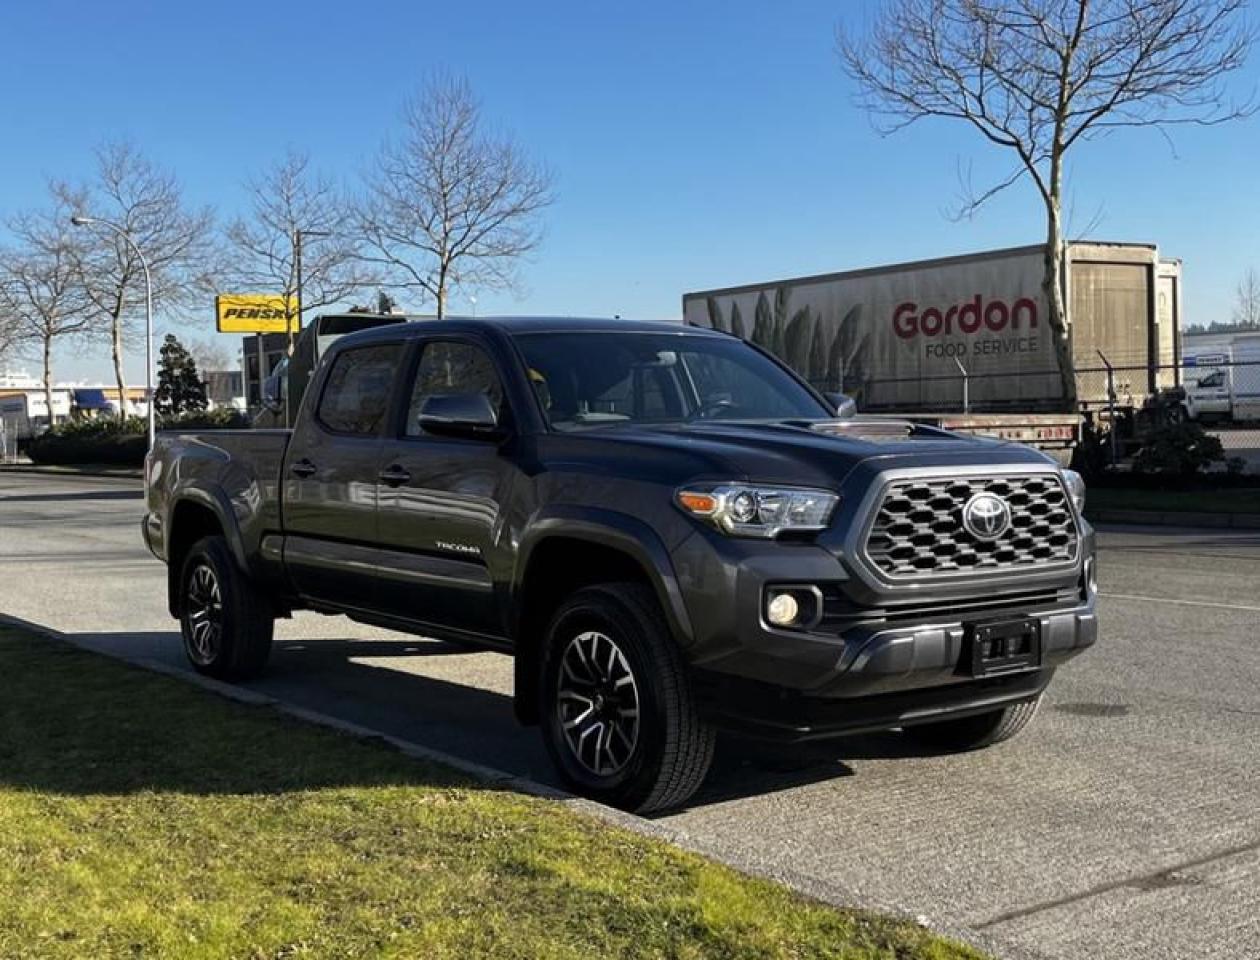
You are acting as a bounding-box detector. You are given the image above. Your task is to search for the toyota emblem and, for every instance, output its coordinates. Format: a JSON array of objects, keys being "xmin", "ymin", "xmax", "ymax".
[{"xmin": 962, "ymin": 492, "xmax": 1011, "ymax": 540}]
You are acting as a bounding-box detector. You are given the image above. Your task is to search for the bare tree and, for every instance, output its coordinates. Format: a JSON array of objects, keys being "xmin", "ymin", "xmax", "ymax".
[
  {"xmin": 1232, "ymin": 267, "xmax": 1260, "ymax": 328},
  {"xmin": 65, "ymin": 141, "xmax": 214, "ymax": 418},
  {"xmin": 358, "ymin": 75, "xmax": 555, "ymax": 317},
  {"xmin": 0, "ymin": 197, "xmax": 90, "ymax": 421},
  {"xmin": 184, "ymin": 336, "xmax": 232, "ymax": 374},
  {"xmin": 0, "ymin": 302, "xmax": 23, "ymax": 369},
  {"xmin": 223, "ymin": 149, "xmax": 377, "ymax": 334},
  {"xmin": 839, "ymin": 0, "xmax": 1254, "ymax": 400}
]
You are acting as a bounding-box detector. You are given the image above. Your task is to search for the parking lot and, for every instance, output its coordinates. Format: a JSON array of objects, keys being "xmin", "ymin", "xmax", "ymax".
[{"xmin": 1, "ymin": 471, "xmax": 1256, "ymax": 960}]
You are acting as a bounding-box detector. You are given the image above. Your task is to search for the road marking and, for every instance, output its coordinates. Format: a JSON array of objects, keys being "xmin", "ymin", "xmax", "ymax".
[{"xmin": 1102, "ymin": 592, "xmax": 1260, "ymax": 613}]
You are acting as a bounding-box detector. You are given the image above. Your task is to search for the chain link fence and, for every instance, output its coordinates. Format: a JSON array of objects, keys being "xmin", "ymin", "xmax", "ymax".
[{"xmin": 1077, "ymin": 359, "xmax": 1260, "ymax": 475}]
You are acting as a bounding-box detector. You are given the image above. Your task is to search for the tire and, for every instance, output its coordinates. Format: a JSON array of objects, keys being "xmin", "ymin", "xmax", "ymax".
[
  {"xmin": 539, "ymin": 582, "xmax": 715, "ymax": 813},
  {"xmin": 904, "ymin": 694, "xmax": 1043, "ymax": 752},
  {"xmin": 179, "ymin": 535, "xmax": 274, "ymax": 681}
]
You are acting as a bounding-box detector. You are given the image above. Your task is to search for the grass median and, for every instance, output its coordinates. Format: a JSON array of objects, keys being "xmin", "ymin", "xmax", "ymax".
[{"xmin": 0, "ymin": 627, "xmax": 985, "ymax": 960}]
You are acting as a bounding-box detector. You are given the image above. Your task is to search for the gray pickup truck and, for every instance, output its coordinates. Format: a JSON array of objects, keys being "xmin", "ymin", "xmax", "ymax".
[{"xmin": 144, "ymin": 317, "xmax": 1097, "ymax": 812}]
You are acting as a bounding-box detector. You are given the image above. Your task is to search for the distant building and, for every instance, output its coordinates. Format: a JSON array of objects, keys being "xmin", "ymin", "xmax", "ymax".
[
  {"xmin": 242, "ymin": 333, "xmax": 289, "ymax": 409},
  {"xmin": 203, "ymin": 369, "xmax": 244, "ymax": 408}
]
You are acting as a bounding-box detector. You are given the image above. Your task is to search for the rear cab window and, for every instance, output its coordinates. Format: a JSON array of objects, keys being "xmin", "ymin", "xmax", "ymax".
[{"xmin": 316, "ymin": 344, "xmax": 404, "ymax": 435}]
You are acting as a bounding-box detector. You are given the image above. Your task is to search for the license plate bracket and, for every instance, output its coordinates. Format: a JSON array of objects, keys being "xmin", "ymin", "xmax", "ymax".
[{"xmin": 965, "ymin": 617, "xmax": 1041, "ymax": 676}]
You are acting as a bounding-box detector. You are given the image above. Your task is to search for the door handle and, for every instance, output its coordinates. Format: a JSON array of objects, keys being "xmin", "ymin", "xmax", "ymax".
[
  {"xmin": 378, "ymin": 464, "xmax": 412, "ymax": 487},
  {"xmin": 290, "ymin": 458, "xmax": 317, "ymax": 479}
]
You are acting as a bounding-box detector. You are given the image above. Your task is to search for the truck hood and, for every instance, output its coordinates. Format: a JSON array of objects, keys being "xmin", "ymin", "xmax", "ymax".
[{"xmin": 545, "ymin": 418, "xmax": 1055, "ymax": 490}]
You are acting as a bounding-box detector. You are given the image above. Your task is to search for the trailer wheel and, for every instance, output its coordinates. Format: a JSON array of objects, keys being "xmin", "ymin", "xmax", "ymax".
[
  {"xmin": 179, "ymin": 535, "xmax": 274, "ymax": 681},
  {"xmin": 539, "ymin": 583, "xmax": 715, "ymax": 813}
]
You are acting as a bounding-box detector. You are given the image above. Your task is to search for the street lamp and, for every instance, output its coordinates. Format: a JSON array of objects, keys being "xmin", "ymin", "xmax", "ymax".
[
  {"xmin": 291, "ymin": 228, "xmax": 331, "ymax": 355},
  {"xmin": 71, "ymin": 214, "xmax": 156, "ymax": 451}
]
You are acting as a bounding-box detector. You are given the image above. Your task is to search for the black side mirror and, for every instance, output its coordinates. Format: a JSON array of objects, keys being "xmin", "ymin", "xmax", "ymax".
[
  {"xmin": 417, "ymin": 392, "xmax": 503, "ymax": 440},
  {"xmin": 824, "ymin": 392, "xmax": 857, "ymax": 418}
]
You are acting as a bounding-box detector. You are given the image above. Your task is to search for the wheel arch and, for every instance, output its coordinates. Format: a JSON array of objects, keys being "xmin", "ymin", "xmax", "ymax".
[
  {"xmin": 164, "ymin": 489, "xmax": 246, "ymax": 618},
  {"xmin": 510, "ymin": 509, "xmax": 694, "ymax": 726}
]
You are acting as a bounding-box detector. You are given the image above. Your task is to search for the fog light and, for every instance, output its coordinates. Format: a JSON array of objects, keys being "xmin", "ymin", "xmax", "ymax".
[
  {"xmin": 766, "ymin": 591, "xmax": 800, "ymax": 627},
  {"xmin": 1084, "ymin": 556, "xmax": 1098, "ymax": 594}
]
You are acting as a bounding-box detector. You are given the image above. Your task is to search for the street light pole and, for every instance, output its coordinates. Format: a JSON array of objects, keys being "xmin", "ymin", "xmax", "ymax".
[
  {"xmin": 290, "ymin": 228, "xmax": 331, "ymax": 353},
  {"xmin": 71, "ymin": 215, "xmax": 156, "ymax": 452},
  {"xmin": 290, "ymin": 228, "xmax": 302, "ymax": 358},
  {"xmin": 286, "ymin": 228, "xmax": 331, "ymax": 427}
]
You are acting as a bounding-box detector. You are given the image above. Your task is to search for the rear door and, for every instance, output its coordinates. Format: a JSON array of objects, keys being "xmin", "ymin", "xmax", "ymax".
[
  {"xmin": 282, "ymin": 340, "xmax": 404, "ymax": 610},
  {"xmin": 373, "ymin": 336, "xmax": 519, "ymax": 639}
]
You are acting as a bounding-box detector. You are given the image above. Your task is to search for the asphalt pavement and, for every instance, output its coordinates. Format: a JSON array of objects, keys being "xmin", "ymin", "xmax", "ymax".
[{"xmin": 0, "ymin": 471, "xmax": 1256, "ymax": 960}]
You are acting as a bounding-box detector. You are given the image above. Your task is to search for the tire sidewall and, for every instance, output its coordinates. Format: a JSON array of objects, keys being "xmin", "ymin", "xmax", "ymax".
[
  {"xmin": 540, "ymin": 588, "xmax": 670, "ymax": 807},
  {"xmin": 179, "ymin": 537, "xmax": 238, "ymax": 676}
]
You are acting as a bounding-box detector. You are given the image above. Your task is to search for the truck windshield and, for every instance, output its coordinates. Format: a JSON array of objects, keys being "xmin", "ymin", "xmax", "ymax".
[{"xmin": 513, "ymin": 330, "xmax": 831, "ymax": 430}]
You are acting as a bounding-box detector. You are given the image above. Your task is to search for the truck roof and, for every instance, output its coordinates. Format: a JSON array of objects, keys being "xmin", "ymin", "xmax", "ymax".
[{"xmin": 333, "ymin": 315, "xmax": 708, "ymax": 345}]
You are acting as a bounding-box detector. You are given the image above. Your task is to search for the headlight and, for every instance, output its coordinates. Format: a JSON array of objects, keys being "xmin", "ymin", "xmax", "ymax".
[
  {"xmin": 1062, "ymin": 469, "xmax": 1086, "ymax": 513},
  {"xmin": 675, "ymin": 484, "xmax": 839, "ymax": 538}
]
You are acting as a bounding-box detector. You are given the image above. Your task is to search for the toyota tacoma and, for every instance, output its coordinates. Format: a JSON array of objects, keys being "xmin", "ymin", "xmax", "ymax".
[{"xmin": 143, "ymin": 317, "xmax": 1097, "ymax": 812}]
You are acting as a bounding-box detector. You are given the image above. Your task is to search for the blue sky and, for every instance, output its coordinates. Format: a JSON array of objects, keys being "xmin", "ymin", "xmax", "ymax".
[{"xmin": 2, "ymin": 0, "xmax": 1258, "ymax": 382}]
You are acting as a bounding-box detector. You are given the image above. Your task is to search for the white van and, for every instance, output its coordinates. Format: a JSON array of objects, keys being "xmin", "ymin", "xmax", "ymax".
[{"xmin": 1184, "ymin": 337, "xmax": 1260, "ymax": 422}]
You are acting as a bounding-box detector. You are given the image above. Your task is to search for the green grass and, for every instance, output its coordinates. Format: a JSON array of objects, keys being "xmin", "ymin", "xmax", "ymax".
[
  {"xmin": 0, "ymin": 628, "xmax": 986, "ymax": 960},
  {"xmin": 1087, "ymin": 486, "xmax": 1260, "ymax": 515}
]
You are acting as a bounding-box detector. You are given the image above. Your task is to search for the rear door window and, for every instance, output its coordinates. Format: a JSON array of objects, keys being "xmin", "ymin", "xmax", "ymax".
[{"xmin": 317, "ymin": 344, "xmax": 403, "ymax": 435}]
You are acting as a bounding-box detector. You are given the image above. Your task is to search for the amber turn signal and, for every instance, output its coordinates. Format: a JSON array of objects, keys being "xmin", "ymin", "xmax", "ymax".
[{"xmin": 677, "ymin": 491, "xmax": 719, "ymax": 516}]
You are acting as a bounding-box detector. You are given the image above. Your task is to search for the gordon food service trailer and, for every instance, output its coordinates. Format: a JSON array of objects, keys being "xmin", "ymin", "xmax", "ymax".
[{"xmin": 683, "ymin": 242, "xmax": 1181, "ymax": 452}]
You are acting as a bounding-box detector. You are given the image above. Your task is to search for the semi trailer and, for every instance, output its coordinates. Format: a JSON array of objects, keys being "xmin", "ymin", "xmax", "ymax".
[{"xmin": 684, "ymin": 242, "xmax": 1183, "ymax": 453}]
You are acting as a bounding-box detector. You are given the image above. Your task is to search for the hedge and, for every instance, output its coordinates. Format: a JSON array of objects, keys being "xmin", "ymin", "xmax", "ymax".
[{"xmin": 26, "ymin": 410, "xmax": 250, "ymax": 467}]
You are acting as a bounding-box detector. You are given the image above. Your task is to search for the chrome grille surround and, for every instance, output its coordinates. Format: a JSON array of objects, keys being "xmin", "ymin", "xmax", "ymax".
[{"xmin": 861, "ymin": 470, "xmax": 1080, "ymax": 583}]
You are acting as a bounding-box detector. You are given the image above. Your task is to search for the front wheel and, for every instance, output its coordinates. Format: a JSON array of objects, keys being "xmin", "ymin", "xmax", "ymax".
[
  {"xmin": 179, "ymin": 535, "xmax": 274, "ymax": 681},
  {"xmin": 539, "ymin": 583, "xmax": 715, "ymax": 813},
  {"xmin": 903, "ymin": 694, "xmax": 1043, "ymax": 752}
]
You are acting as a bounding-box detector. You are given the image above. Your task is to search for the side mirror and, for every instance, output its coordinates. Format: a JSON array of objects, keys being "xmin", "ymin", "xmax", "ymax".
[
  {"xmin": 824, "ymin": 392, "xmax": 857, "ymax": 418},
  {"xmin": 417, "ymin": 392, "xmax": 503, "ymax": 440}
]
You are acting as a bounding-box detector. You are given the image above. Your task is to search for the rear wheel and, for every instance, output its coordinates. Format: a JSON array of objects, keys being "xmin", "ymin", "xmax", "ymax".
[
  {"xmin": 904, "ymin": 695, "xmax": 1043, "ymax": 751},
  {"xmin": 179, "ymin": 535, "xmax": 274, "ymax": 681},
  {"xmin": 540, "ymin": 583, "xmax": 715, "ymax": 813}
]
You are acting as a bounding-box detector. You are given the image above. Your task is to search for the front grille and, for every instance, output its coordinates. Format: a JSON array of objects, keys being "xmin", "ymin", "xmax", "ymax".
[
  {"xmin": 864, "ymin": 473, "xmax": 1078, "ymax": 580},
  {"xmin": 820, "ymin": 584, "xmax": 1079, "ymax": 631}
]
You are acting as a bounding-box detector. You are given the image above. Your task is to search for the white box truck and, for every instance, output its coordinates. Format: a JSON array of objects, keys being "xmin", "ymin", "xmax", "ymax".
[
  {"xmin": 0, "ymin": 389, "xmax": 72, "ymax": 449},
  {"xmin": 684, "ymin": 242, "xmax": 1182, "ymax": 453}
]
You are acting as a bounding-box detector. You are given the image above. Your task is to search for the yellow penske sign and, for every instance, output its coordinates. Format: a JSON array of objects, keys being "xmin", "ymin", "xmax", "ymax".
[{"xmin": 215, "ymin": 294, "xmax": 299, "ymax": 333}]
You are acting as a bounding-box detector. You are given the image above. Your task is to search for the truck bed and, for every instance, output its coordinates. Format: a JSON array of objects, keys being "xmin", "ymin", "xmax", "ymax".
[{"xmin": 145, "ymin": 428, "xmax": 291, "ymax": 568}]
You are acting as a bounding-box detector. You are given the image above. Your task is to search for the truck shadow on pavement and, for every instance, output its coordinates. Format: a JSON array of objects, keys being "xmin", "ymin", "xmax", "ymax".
[{"xmin": 56, "ymin": 627, "xmax": 951, "ymax": 810}]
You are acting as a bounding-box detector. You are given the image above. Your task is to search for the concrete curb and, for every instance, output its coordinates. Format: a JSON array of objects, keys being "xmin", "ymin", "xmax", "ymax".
[
  {"xmin": 1088, "ymin": 508, "xmax": 1260, "ymax": 529},
  {"xmin": 0, "ymin": 611, "xmax": 1038, "ymax": 960}
]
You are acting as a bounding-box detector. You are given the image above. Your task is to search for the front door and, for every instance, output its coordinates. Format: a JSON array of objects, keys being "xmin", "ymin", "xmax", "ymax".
[
  {"xmin": 283, "ymin": 341, "xmax": 404, "ymax": 610},
  {"xmin": 374, "ymin": 337, "xmax": 518, "ymax": 639}
]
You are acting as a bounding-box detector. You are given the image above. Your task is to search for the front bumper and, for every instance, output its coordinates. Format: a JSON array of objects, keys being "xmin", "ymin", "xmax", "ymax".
[
  {"xmin": 141, "ymin": 511, "xmax": 164, "ymax": 561},
  {"xmin": 671, "ymin": 520, "xmax": 1097, "ymax": 740},
  {"xmin": 696, "ymin": 666, "xmax": 1056, "ymax": 741}
]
